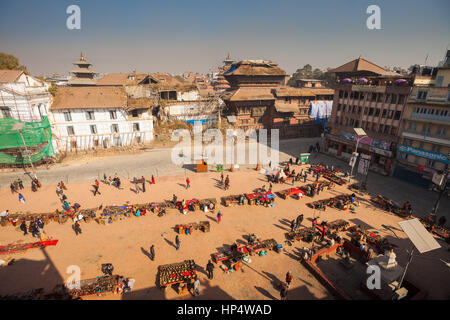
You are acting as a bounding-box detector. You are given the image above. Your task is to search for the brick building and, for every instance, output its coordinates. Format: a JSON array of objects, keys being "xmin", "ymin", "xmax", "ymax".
[{"xmin": 324, "ymin": 57, "xmax": 411, "ymax": 175}]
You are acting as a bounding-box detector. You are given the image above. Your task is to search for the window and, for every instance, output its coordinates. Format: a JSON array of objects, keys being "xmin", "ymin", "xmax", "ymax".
[
  {"xmin": 339, "ymin": 90, "xmax": 343, "ymax": 98},
  {"xmin": 344, "ymin": 91, "xmax": 348, "ymax": 98},
  {"xmin": 390, "ymin": 126, "xmax": 397, "ymax": 135},
  {"xmin": 354, "ymin": 120, "xmax": 359, "ymax": 127},
  {"xmin": 379, "ymin": 125, "xmax": 384, "ymax": 133},
  {"xmin": 436, "ymin": 126, "xmax": 447, "ymax": 136},
  {"xmin": 371, "ymin": 93, "xmax": 377, "ymax": 101},
  {"xmin": 350, "ymin": 92, "xmax": 354, "ymax": 99},
  {"xmin": 375, "ymin": 108, "xmax": 380, "ymax": 117},
  {"xmin": 85, "ymin": 111, "xmax": 95, "ymax": 120},
  {"xmin": 385, "ymin": 94, "xmax": 390, "ymax": 103},
  {"xmin": 431, "ymin": 145, "xmax": 440, "ymax": 153},
  {"xmin": 417, "ymin": 90, "xmax": 428, "ymax": 99},
  {"xmin": 436, "ymin": 76, "xmax": 443, "ymax": 87},
  {"xmin": 394, "ymin": 111, "xmax": 401, "ymax": 120},
  {"xmin": 131, "ymin": 110, "xmax": 138, "ymax": 117},
  {"xmin": 384, "ymin": 125, "xmax": 390, "ymax": 134},
  {"xmin": 382, "ymin": 109, "xmax": 387, "ymax": 118},
  {"xmin": 133, "ymin": 123, "xmax": 140, "ymax": 132},
  {"xmin": 109, "ymin": 110, "xmax": 117, "ymax": 119},
  {"xmin": 388, "ymin": 110, "xmax": 394, "ymax": 119},
  {"xmin": 1, "ymin": 107, "xmax": 12, "ymax": 118},
  {"xmin": 398, "ymin": 95, "xmax": 405, "ymax": 104},
  {"xmin": 111, "ymin": 124, "xmax": 119, "ymax": 133},
  {"xmin": 90, "ymin": 125, "xmax": 97, "ymax": 134},
  {"xmin": 407, "ymin": 122, "xmax": 417, "ymax": 132},
  {"xmin": 354, "ymin": 92, "xmax": 359, "ymax": 99},
  {"xmin": 358, "ymin": 107, "xmax": 362, "ymax": 114},
  {"xmin": 64, "ymin": 111, "xmax": 72, "ymax": 122},
  {"xmin": 421, "ymin": 124, "xmax": 431, "ymax": 135},
  {"xmin": 391, "ymin": 94, "xmax": 397, "ymax": 104},
  {"xmin": 352, "ymin": 105, "xmax": 356, "ymax": 113},
  {"xmin": 67, "ymin": 126, "xmax": 75, "ymax": 135},
  {"xmin": 368, "ymin": 108, "xmax": 374, "ymax": 116},
  {"xmin": 426, "ymin": 159, "xmax": 435, "ymax": 168},
  {"xmin": 364, "ymin": 107, "xmax": 368, "ymax": 115},
  {"xmin": 377, "ymin": 94, "xmax": 383, "ymax": 103},
  {"xmin": 337, "ymin": 104, "xmax": 341, "ymax": 111}
]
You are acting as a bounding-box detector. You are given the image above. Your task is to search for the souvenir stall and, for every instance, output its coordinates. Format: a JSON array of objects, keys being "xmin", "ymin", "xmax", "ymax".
[
  {"xmin": 245, "ymin": 191, "xmax": 276, "ymax": 206},
  {"xmin": 176, "ymin": 199, "xmax": 200, "ymax": 213},
  {"xmin": 307, "ymin": 194, "xmax": 353, "ymax": 211},
  {"xmin": 286, "ymin": 227, "xmax": 319, "ymax": 243},
  {"xmin": 370, "ymin": 195, "xmax": 411, "ymax": 218},
  {"xmin": 199, "ymin": 198, "xmax": 217, "ymax": 212},
  {"xmin": 348, "ymin": 225, "xmax": 394, "ymax": 254},
  {"xmin": 0, "ymin": 239, "xmax": 59, "ymax": 255},
  {"xmin": 151, "ymin": 202, "xmax": 168, "ymax": 216},
  {"xmin": 64, "ymin": 275, "xmax": 126, "ymax": 298},
  {"xmin": 419, "ymin": 216, "xmax": 450, "ymax": 243},
  {"xmin": 158, "ymin": 260, "xmax": 197, "ymax": 289},
  {"xmin": 322, "ymin": 171, "xmax": 347, "ymax": 185},
  {"xmin": 221, "ymin": 194, "xmax": 245, "ymax": 207},
  {"xmin": 175, "ymin": 221, "xmax": 210, "ymax": 235},
  {"xmin": 276, "ymin": 187, "xmax": 304, "ymax": 200}
]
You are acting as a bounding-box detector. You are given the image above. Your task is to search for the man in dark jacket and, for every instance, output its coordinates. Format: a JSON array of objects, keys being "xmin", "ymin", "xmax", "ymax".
[
  {"xmin": 206, "ymin": 260, "xmax": 215, "ymax": 280},
  {"xmin": 20, "ymin": 221, "xmax": 28, "ymax": 236},
  {"xmin": 175, "ymin": 235, "xmax": 180, "ymax": 250},
  {"xmin": 150, "ymin": 245, "xmax": 155, "ymax": 261}
]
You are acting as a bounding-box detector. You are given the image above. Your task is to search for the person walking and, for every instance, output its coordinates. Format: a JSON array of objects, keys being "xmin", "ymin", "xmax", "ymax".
[
  {"xmin": 290, "ymin": 219, "xmax": 296, "ymax": 232},
  {"xmin": 172, "ymin": 194, "xmax": 177, "ymax": 205},
  {"xmin": 20, "ymin": 220, "xmax": 28, "ymax": 236},
  {"xmin": 175, "ymin": 235, "xmax": 180, "ymax": 250},
  {"xmin": 220, "ymin": 172, "xmax": 224, "ymax": 185},
  {"xmin": 225, "ymin": 175, "xmax": 230, "ymax": 190},
  {"xmin": 18, "ymin": 193, "xmax": 25, "ymax": 204},
  {"xmin": 18, "ymin": 179, "xmax": 24, "ymax": 190},
  {"xmin": 193, "ymin": 278, "xmax": 200, "ymax": 297},
  {"xmin": 269, "ymin": 183, "xmax": 273, "ymax": 192},
  {"xmin": 73, "ymin": 221, "xmax": 82, "ymax": 236},
  {"xmin": 303, "ymin": 172, "xmax": 307, "ymax": 183},
  {"xmin": 93, "ymin": 179, "xmax": 101, "ymax": 196},
  {"xmin": 206, "ymin": 260, "xmax": 215, "ymax": 280},
  {"xmin": 286, "ymin": 271, "xmax": 293, "ymax": 288},
  {"xmin": 150, "ymin": 245, "xmax": 155, "ymax": 261},
  {"xmin": 142, "ymin": 176, "xmax": 146, "ymax": 193},
  {"xmin": 186, "ymin": 177, "xmax": 190, "ymax": 189},
  {"xmin": 30, "ymin": 221, "xmax": 40, "ymax": 238},
  {"xmin": 280, "ymin": 283, "xmax": 288, "ymax": 300},
  {"xmin": 296, "ymin": 214, "xmax": 304, "ymax": 227},
  {"xmin": 217, "ymin": 210, "xmax": 223, "ymax": 224},
  {"xmin": 151, "ymin": 175, "xmax": 155, "ymax": 185}
]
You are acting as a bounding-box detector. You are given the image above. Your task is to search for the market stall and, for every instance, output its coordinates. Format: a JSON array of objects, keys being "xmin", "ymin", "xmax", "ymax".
[
  {"xmin": 0, "ymin": 239, "xmax": 59, "ymax": 255},
  {"xmin": 175, "ymin": 221, "xmax": 210, "ymax": 234},
  {"xmin": 158, "ymin": 260, "xmax": 197, "ymax": 288},
  {"xmin": 276, "ymin": 187, "xmax": 304, "ymax": 200}
]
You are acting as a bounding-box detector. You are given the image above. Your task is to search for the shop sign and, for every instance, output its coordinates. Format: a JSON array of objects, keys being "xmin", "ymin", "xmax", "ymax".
[{"xmin": 398, "ymin": 145, "xmax": 450, "ymax": 164}]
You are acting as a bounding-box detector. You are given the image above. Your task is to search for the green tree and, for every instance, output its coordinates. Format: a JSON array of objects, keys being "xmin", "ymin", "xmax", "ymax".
[
  {"xmin": 48, "ymin": 82, "xmax": 58, "ymax": 96},
  {"xmin": 0, "ymin": 53, "xmax": 28, "ymax": 73}
]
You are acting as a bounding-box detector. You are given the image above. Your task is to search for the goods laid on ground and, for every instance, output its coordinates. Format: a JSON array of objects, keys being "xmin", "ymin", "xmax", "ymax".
[
  {"xmin": 0, "ymin": 239, "xmax": 58, "ymax": 255},
  {"xmin": 348, "ymin": 225, "xmax": 394, "ymax": 254},
  {"xmin": 299, "ymin": 180, "xmax": 333, "ymax": 197},
  {"xmin": 286, "ymin": 227, "xmax": 319, "ymax": 243},
  {"xmin": 322, "ymin": 172, "xmax": 346, "ymax": 185},
  {"xmin": 348, "ymin": 183, "xmax": 367, "ymax": 193},
  {"xmin": 307, "ymin": 194, "xmax": 353, "ymax": 211},
  {"xmin": 158, "ymin": 260, "xmax": 197, "ymax": 288},
  {"xmin": 276, "ymin": 187, "xmax": 304, "ymax": 200},
  {"xmin": 419, "ymin": 216, "xmax": 450, "ymax": 243},
  {"xmin": 1, "ymin": 197, "xmax": 218, "ymax": 227},
  {"xmin": 314, "ymin": 219, "xmax": 352, "ymax": 236},
  {"xmin": 63, "ymin": 275, "xmax": 127, "ymax": 298},
  {"xmin": 370, "ymin": 195, "xmax": 411, "ymax": 218},
  {"xmin": 245, "ymin": 191, "xmax": 276, "ymax": 206},
  {"xmin": 221, "ymin": 194, "xmax": 243, "ymax": 207},
  {"xmin": 175, "ymin": 221, "xmax": 210, "ymax": 234}
]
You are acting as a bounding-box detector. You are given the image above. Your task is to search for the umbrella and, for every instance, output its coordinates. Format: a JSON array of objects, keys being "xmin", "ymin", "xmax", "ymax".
[
  {"xmin": 357, "ymin": 78, "xmax": 368, "ymax": 83},
  {"xmin": 340, "ymin": 78, "xmax": 352, "ymax": 83},
  {"xmin": 394, "ymin": 79, "xmax": 408, "ymax": 84}
]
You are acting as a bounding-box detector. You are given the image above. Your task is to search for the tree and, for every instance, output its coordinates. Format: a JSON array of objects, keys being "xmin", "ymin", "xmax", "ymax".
[
  {"xmin": 287, "ymin": 64, "xmax": 336, "ymax": 87},
  {"xmin": 48, "ymin": 82, "xmax": 58, "ymax": 96},
  {"xmin": 0, "ymin": 53, "xmax": 28, "ymax": 73}
]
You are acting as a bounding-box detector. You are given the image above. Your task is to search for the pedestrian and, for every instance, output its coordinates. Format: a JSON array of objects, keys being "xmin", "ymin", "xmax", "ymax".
[
  {"xmin": 151, "ymin": 175, "xmax": 155, "ymax": 185},
  {"xmin": 289, "ymin": 158, "xmax": 293, "ymax": 165},
  {"xmin": 61, "ymin": 193, "xmax": 67, "ymax": 201},
  {"xmin": 18, "ymin": 193, "xmax": 25, "ymax": 203},
  {"xmin": 150, "ymin": 245, "xmax": 155, "ymax": 261},
  {"xmin": 225, "ymin": 175, "xmax": 230, "ymax": 190},
  {"xmin": 193, "ymin": 278, "xmax": 200, "ymax": 297},
  {"xmin": 303, "ymin": 173, "xmax": 307, "ymax": 183},
  {"xmin": 295, "ymin": 157, "xmax": 299, "ymax": 165},
  {"xmin": 206, "ymin": 260, "xmax": 215, "ymax": 280},
  {"xmin": 292, "ymin": 176, "xmax": 295, "ymax": 186},
  {"xmin": 173, "ymin": 194, "xmax": 177, "ymax": 205},
  {"xmin": 175, "ymin": 235, "xmax": 180, "ymax": 250},
  {"xmin": 133, "ymin": 177, "xmax": 140, "ymax": 194},
  {"xmin": 103, "ymin": 173, "xmax": 107, "ymax": 182},
  {"xmin": 20, "ymin": 220, "xmax": 28, "ymax": 235},
  {"xmin": 316, "ymin": 142, "xmax": 320, "ymax": 152},
  {"xmin": 220, "ymin": 172, "xmax": 224, "ymax": 185},
  {"xmin": 317, "ymin": 184, "xmax": 321, "ymax": 195},
  {"xmin": 73, "ymin": 221, "xmax": 82, "ymax": 236},
  {"xmin": 93, "ymin": 179, "xmax": 101, "ymax": 196},
  {"xmin": 30, "ymin": 221, "xmax": 40, "ymax": 238},
  {"xmin": 186, "ymin": 177, "xmax": 190, "ymax": 189},
  {"xmin": 18, "ymin": 179, "xmax": 24, "ymax": 190},
  {"xmin": 217, "ymin": 210, "xmax": 223, "ymax": 223},
  {"xmin": 269, "ymin": 183, "xmax": 273, "ymax": 192},
  {"xmin": 290, "ymin": 219, "xmax": 296, "ymax": 232},
  {"xmin": 296, "ymin": 214, "xmax": 304, "ymax": 227},
  {"xmin": 142, "ymin": 176, "xmax": 146, "ymax": 193},
  {"xmin": 10, "ymin": 183, "xmax": 16, "ymax": 194},
  {"xmin": 280, "ymin": 283, "xmax": 288, "ymax": 300},
  {"xmin": 63, "ymin": 200, "xmax": 70, "ymax": 211},
  {"xmin": 286, "ymin": 271, "xmax": 293, "ymax": 288}
]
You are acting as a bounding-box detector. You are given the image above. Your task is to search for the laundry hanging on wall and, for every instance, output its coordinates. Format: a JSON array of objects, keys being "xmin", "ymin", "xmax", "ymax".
[{"xmin": 309, "ymin": 101, "xmax": 333, "ymax": 119}]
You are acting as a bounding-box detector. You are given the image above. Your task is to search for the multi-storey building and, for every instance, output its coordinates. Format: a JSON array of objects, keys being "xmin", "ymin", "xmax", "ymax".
[
  {"xmin": 324, "ymin": 57, "xmax": 411, "ymax": 175},
  {"xmin": 395, "ymin": 51, "xmax": 450, "ymax": 186}
]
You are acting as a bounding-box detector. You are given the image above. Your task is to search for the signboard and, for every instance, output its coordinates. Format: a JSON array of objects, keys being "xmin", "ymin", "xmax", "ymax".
[
  {"xmin": 398, "ymin": 145, "xmax": 450, "ymax": 164},
  {"xmin": 299, "ymin": 153, "xmax": 310, "ymax": 164},
  {"xmin": 432, "ymin": 172, "xmax": 445, "ymax": 187},
  {"xmin": 358, "ymin": 154, "xmax": 371, "ymax": 175}
]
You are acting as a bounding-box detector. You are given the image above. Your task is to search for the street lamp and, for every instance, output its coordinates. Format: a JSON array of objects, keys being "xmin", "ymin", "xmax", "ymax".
[
  {"xmin": 431, "ymin": 152, "xmax": 449, "ymax": 215},
  {"xmin": 348, "ymin": 128, "xmax": 367, "ymax": 183}
]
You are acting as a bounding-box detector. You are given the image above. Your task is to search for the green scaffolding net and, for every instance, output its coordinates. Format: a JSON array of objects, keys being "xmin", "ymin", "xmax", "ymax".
[{"xmin": 0, "ymin": 116, "xmax": 55, "ymax": 164}]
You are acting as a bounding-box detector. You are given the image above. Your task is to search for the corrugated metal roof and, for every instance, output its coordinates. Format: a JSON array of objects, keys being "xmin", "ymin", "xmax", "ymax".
[{"xmin": 398, "ymin": 218, "xmax": 441, "ymax": 253}]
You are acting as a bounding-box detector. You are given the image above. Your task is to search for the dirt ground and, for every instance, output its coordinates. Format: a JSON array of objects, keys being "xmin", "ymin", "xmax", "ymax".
[{"xmin": 0, "ymin": 164, "xmax": 449, "ymax": 300}]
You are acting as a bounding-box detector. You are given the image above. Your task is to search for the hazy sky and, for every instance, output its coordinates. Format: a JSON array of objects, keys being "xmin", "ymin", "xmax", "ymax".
[{"xmin": 1, "ymin": 0, "xmax": 449, "ymax": 76}]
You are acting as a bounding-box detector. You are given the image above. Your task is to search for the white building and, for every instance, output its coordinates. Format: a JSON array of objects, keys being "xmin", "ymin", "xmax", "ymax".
[
  {"xmin": 49, "ymin": 86, "xmax": 153, "ymax": 152},
  {"xmin": 0, "ymin": 70, "xmax": 51, "ymax": 122}
]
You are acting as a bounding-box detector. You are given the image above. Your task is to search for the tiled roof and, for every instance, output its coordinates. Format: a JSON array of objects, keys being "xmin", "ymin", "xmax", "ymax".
[
  {"xmin": 0, "ymin": 70, "xmax": 24, "ymax": 83},
  {"xmin": 50, "ymin": 86, "xmax": 127, "ymax": 110}
]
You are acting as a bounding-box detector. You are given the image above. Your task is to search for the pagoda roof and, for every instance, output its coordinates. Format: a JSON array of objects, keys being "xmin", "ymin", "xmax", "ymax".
[
  {"xmin": 223, "ymin": 60, "xmax": 286, "ymax": 77},
  {"xmin": 221, "ymin": 87, "xmax": 275, "ymax": 101},
  {"xmin": 330, "ymin": 57, "xmax": 401, "ymax": 77}
]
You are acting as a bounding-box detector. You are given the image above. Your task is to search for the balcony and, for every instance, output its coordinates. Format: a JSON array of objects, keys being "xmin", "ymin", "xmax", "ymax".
[{"xmin": 401, "ymin": 131, "xmax": 450, "ymax": 147}]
